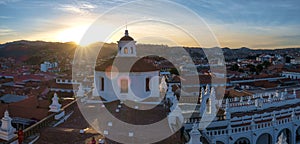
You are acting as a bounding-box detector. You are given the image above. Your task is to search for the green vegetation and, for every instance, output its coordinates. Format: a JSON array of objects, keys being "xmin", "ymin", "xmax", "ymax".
[{"xmin": 230, "ymin": 64, "xmax": 239, "ymax": 71}]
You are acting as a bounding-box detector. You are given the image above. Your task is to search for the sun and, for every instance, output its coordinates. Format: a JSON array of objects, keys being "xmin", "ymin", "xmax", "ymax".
[{"xmin": 56, "ymin": 26, "xmax": 88, "ymax": 44}]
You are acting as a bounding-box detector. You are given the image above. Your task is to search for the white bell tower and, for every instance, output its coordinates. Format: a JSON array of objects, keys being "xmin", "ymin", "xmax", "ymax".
[{"xmin": 117, "ymin": 29, "xmax": 137, "ymax": 57}]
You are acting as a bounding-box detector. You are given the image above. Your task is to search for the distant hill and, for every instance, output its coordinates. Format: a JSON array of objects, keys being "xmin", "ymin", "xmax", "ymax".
[
  {"xmin": 0, "ymin": 40, "xmax": 77, "ymax": 61},
  {"xmin": 1, "ymin": 40, "xmax": 300, "ymax": 63},
  {"xmin": 0, "ymin": 40, "xmax": 120, "ymax": 64}
]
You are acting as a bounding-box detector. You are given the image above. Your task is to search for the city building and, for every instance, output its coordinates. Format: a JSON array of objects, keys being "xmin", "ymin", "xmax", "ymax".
[
  {"xmin": 40, "ymin": 61, "xmax": 58, "ymax": 72},
  {"xmin": 180, "ymin": 78, "xmax": 300, "ymax": 144},
  {"xmin": 94, "ymin": 29, "xmax": 160, "ymax": 102}
]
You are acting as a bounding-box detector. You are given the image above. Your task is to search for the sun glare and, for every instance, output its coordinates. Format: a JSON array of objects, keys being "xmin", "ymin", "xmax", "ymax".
[{"xmin": 56, "ymin": 26, "xmax": 88, "ymax": 44}]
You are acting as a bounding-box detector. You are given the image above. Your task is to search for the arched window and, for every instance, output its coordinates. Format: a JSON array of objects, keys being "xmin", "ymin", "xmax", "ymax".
[
  {"xmin": 99, "ymin": 77, "xmax": 104, "ymax": 91},
  {"xmin": 120, "ymin": 79, "xmax": 128, "ymax": 93},
  {"xmin": 124, "ymin": 47, "xmax": 128, "ymax": 54},
  {"xmin": 206, "ymin": 98, "xmax": 211, "ymax": 114},
  {"xmin": 101, "ymin": 77, "xmax": 104, "ymax": 91},
  {"xmin": 131, "ymin": 47, "xmax": 133, "ymax": 54},
  {"xmin": 257, "ymin": 133, "xmax": 272, "ymax": 144},
  {"xmin": 145, "ymin": 77, "xmax": 150, "ymax": 92},
  {"xmin": 234, "ymin": 137, "xmax": 250, "ymax": 144}
]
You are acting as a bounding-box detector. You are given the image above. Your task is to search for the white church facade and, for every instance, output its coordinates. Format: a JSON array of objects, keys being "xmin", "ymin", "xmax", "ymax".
[{"xmin": 93, "ymin": 30, "xmax": 160, "ymax": 102}]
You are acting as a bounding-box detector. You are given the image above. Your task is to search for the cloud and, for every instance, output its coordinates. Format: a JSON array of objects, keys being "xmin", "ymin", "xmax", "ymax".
[
  {"xmin": 57, "ymin": 1, "xmax": 98, "ymax": 15},
  {"xmin": 277, "ymin": 35, "xmax": 300, "ymax": 39},
  {"xmin": 0, "ymin": 28, "xmax": 16, "ymax": 36},
  {"xmin": 0, "ymin": 0, "xmax": 299, "ymax": 49},
  {"xmin": 0, "ymin": 0, "xmax": 20, "ymax": 5},
  {"xmin": 0, "ymin": 16, "xmax": 12, "ymax": 19}
]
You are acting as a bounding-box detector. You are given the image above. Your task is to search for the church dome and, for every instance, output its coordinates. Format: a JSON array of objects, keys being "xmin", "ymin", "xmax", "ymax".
[
  {"xmin": 119, "ymin": 36, "xmax": 134, "ymax": 41},
  {"xmin": 119, "ymin": 30, "xmax": 134, "ymax": 41}
]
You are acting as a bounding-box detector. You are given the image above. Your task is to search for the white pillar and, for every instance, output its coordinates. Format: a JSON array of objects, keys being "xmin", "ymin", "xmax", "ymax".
[
  {"xmin": 247, "ymin": 96, "xmax": 251, "ymax": 105},
  {"xmin": 284, "ymin": 88, "xmax": 288, "ymax": 95},
  {"xmin": 159, "ymin": 76, "xmax": 168, "ymax": 93},
  {"xmin": 92, "ymin": 82, "xmax": 99, "ymax": 97},
  {"xmin": 0, "ymin": 110, "xmax": 16, "ymax": 141},
  {"xmin": 76, "ymin": 83, "xmax": 84, "ymax": 97},
  {"xmin": 166, "ymin": 85, "xmax": 174, "ymax": 99},
  {"xmin": 49, "ymin": 93, "xmax": 62, "ymax": 112},
  {"xmin": 188, "ymin": 123, "xmax": 202, "ymax": 144},
  {"xmin": 205, "ymin": 84, "xmax": 210, "ymax": 95}
]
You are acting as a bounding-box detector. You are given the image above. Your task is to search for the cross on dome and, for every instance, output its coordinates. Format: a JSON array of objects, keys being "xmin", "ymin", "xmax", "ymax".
[{"xmin": 119, "ymin": 29, "xmax": 134, "ymax": 41}]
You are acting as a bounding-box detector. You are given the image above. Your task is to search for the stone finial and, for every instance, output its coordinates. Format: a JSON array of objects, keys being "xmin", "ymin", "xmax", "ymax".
[
  {"xmin": 0, "ymin": 110, "xmax": 16, "ymax": 141},
  {"xmin": 4, "ymin": 111, "xmax": 9, "ymax": 118},
  {"xmin": 209, "ymin": 87, "xmax": 217, "ymax": 115},
  {"xmin": 275, "ymin": 90, "xmax": 279, "ymax": 97},
  {"xmin": 225, "ymin": 106, "xmax": 231, "ymax": 120},
  {"xmin": 292, "ymin": 109, "xmax": 296, "ymax": 119},
  {"xmin": 166, "ymin": 84, "xmax": 174, "ymax": 101},
  {"xmin": 272, "ymin": 114, "xmax": 277, "ymax": 125},
  {"xmin": 284, "ymin": 88, "xmax": 288, "ymax": 94},
  {"xmin": 268, "ymin": 94, "xmax": 272, "ymax": 102},
  {"xmin": 251, "ymin": 116, "xmax": 255, "ymax": 125},
  {"xmin": 280, "ymin": 91, "xmax": 285, "ymax": 100},
  {"xmin": 170, "ymin": 96, "xmax": 179, "ymax": 112},
  {"xmin": 188, "ymin": 123, "xmax": 202, "ymax": 144},
  {"xmin": 159, "ymin": 76, "xmax": 168, "ymax": 93},
  {"xmin": 210, "ymin": 87, "xmax": 216, "ymax": 99},
  {"xmin": 167, "ymin": 84, "xmax": 173, "ymax": 93},
  {"xmin": 225, "ymin": 98, "xmax": 229, "ymax": 107},
  {"xmin": 191, "ymin": 123, "xmax": 200, "ymax": 134},
  {"xmin": 77, "ymin": 83, "xmax": 84, "ymax": 97},
  {"xmin": 277, "ymin": 132, "xmax": 288, "ymax": 144},
  {"xmin": 49, "ymin": 92, "xmax": 62, "ymax": 113},
  {"xmin": 205, "ymin": 84, "xmax": 210, "ymax": 94},
  {"xmin": 247, "ymin": 96, "xmax": 251, "ymax": 104},
  {"xmin": 201, "ymin": 87, "xmax": 205, "ymax": 97},
  {"xmin": 92, "ymin": 82, "xmax": 99, "ymax": 96}
]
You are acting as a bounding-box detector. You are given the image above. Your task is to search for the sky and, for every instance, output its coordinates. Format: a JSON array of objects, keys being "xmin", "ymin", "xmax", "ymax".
[{"xmin": 0, "ymin": 0, "xmax": 300, "ymax": 49}]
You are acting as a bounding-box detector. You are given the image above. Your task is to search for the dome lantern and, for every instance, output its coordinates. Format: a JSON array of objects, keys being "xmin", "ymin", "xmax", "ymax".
[{"xmin": 118, "ymin": 29, "xmax": 136, "ymax": 57}]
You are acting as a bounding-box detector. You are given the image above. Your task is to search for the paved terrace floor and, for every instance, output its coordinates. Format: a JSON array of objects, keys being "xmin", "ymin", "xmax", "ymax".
[
  {"xmin": 36, "ymin": 100, "xmax": 184, "ymax": 144},
  {"xmin": 36, "ymin": 105, "xmax": 103, "ymax": 144}
]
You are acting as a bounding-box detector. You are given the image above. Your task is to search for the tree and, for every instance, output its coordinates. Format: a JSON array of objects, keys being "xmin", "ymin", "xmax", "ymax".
[
  {"xmin": 230, "ymin": 64, "xmax": 239, "ymax": 71},
  {"xmin": 247, "ymin": 64, "xmax": 256, "ymax": 73},
  {"xmin": 263, "ymin": 61, "xmax": 271, "ymax": 68},
  {"xmin": 256, "ymin": 64, "xmax": 263, "ymax": 73},
  {"xmin": 238, "ymin": 69, "xmax": 244, "ymax": 73}
]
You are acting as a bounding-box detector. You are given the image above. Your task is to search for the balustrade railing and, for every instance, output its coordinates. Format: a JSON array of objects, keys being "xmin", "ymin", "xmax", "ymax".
[
  {"xmin": 205, "ymin": 115, "xmax": 298, "ymax": 137},
  {"xmin": 4, "ymin": 100, "xmax": 77, "ymax": 144}
]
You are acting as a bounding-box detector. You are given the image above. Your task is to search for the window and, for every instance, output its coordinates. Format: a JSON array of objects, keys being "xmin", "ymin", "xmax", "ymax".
[
  {"xmin": 100, "ymin": 77, "xmax": 104, "ymax": 91},
  {"xmin": 145, "ymin": 77, "xmax": 150, "ymax": 92},
  {"xmin": 206, "ymin": 98, "xmax": 211, "ymax": 114},
  {"xmin": 99, "ymin": 77, "xmax": 104, "ymax": 91},
  {"xmin": 124, "ymin": 47, "xmax": 128, "ymax": 54},
  {"xmin": 120, "ymin": 79, "xmax": 128, "ymax": 93},
  {"xmin": 131, "ymin": 47, "xmax": 133, "ymax": 54}
]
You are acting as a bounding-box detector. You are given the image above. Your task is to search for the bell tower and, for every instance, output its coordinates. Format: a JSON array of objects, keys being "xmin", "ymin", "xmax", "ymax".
[{"xmin": 117, "ymin": 29, "xmax": 137, "ymax": 57}]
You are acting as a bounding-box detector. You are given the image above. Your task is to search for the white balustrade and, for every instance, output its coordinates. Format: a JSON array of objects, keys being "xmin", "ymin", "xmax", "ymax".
[{"xmin": 203, "ymin": 106, "xmax": 300, "ymax": 138}]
